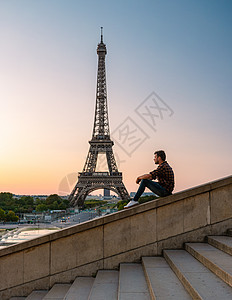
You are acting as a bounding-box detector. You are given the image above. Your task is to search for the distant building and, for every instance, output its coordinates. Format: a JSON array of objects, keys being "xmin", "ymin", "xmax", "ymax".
[
  {"xmin": 104, "ymin": 189, "xmax": 110, "ymax": 197},
  {"xmin": 103, "ymin": 189, "xmax": 111, "ymax": 200}
]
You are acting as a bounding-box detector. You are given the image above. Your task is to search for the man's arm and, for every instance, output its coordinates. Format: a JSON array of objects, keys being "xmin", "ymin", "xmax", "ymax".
[{"xmin": 136, "ymin": 173, "xmax": 152, "ymax": 184}]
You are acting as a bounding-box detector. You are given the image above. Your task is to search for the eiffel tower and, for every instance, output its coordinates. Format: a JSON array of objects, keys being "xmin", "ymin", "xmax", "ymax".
[{"xmin": 69, "ymin": 28, "xmax": 130, "ymax": 208}]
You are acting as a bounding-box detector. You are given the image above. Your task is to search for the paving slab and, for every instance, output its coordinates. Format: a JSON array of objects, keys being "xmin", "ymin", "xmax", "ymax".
[
  {"xmin": 208, "ymin": 236, "xmax": 232, "ymax": 256},
  {"xmin": 185, "ymin": 242, "xmax": 232, "ymax": 287},
  {"xmin": 88, "ymin": 270, "xmax": 118, "ymax": 300},
  {"xmin": 26, "ymin": 291, "xmax": 48, "ymax": 300},
  {"xmin": 118, "ymin": 263, "xmax": 150, "ymax": 300},
  {"xmin": 164, "ymin": 249, "xmax": 232, "ymax": 300},
  {"xmin": 142, "ymin": 257, "xmax": 191, "ymax": 299},
  {"xmin": 42, "ymin": 284, "xmax": 71, "ymax": 300},
  {"xmin": 64, "ymin": 277, "xmax": 94, "ymax": 300}
]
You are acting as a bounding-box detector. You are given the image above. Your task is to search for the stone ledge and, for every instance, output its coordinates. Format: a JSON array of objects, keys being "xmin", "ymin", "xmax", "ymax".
[
  {"xmin": 0, "ymin": 175, "xmax": 231, "ymax": 258},
  {"xmin": 1, "ymin": 217, "xmax": 231, "ymax": 299}
]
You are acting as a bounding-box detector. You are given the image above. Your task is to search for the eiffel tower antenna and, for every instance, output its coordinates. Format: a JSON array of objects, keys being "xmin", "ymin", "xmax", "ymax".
[
  {"xmin": 101, "ymin": 26, "xmax": 103, "ymax": 43},
  {"xmin": 68, "ymin": 30, "xmax": 130, "ymax": 207}
]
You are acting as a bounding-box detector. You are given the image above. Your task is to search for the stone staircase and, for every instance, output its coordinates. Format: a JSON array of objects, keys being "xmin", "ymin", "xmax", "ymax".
[{"xmin": 10, "ymin": 233, "xmax": 232, "ymax": 300}]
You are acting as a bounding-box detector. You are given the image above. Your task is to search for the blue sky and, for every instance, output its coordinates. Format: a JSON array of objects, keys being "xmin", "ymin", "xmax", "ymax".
[{"xmin": 0, "ymin": 0, "xmax": 231, "ymax": 195}]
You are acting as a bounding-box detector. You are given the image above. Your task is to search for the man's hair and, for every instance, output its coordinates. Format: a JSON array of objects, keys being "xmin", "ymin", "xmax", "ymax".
[{"xmin": 154, "ymin": 150, "xmax": 166, "ymax": 161}]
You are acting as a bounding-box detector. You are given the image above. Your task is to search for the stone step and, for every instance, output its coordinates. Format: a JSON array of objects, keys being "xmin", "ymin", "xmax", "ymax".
[
  {"xmin": 25, "ymin": 291, "xmax": 48, "ymax": 300},
  {"xmin": 42, "ymin": 284, "xmax": 71, "ymax": 300},
  {"xmin": 118, "ymin": 263, "xmax": 150, "ymax": 300},
  {"xmin": 88, "ymin": 270, "xmax": 118, "ymax": 300},
  {"xmin": 185, "ymin": 243, "xmax": 232, "ymax": 287},
  {"xmin": 64, "ymin": 277, "xmax": 94, "ymax": 300},
  {"xmin": 142, "ymin": 257, "xmax": 191, "ymax": 299},
  {"xmin": 207, "ymin": 236, "xmax": 232, "ymax": 256},
  {"xmin": 164, "ymin": 249, "xmax": 232, "ymax": 300}
]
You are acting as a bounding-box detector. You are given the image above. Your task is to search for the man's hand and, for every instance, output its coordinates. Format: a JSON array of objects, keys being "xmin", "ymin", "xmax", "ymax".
[
  {"xmin": 136, "ymin": 174, "xmax": 152, "ymax": 184},
  {"xmin": 136, "ymin": 177, "xmax": 141, "ymax": 184}
]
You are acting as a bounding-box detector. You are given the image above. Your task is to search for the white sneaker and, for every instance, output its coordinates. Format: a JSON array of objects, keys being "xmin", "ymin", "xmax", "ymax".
[{"xmin": 124, "ymin": 200, "xmax": 139, "ymax": 209}]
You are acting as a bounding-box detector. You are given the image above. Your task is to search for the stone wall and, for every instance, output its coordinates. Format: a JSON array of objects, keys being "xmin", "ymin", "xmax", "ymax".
[{"xmin": 0, "ymin": 176, "xmax": 231, "ymax": 299}]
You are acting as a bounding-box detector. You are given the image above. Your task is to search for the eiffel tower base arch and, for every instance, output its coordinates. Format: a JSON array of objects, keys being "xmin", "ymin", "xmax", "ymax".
[{"xmin": 69, "ymin": 172, "xmax": 130, "ymax": 208}]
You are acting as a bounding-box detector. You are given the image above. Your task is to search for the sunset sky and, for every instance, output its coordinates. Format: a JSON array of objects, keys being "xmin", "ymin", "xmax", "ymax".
[{"xmin": 0, "ymin": 0, "xmax": 231, "ymax": 196}]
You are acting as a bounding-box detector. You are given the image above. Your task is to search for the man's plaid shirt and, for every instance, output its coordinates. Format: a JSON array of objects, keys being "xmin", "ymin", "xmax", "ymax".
[{"xmin": 150, "ymin": 161, "xmax": 174, "ymax": 194}]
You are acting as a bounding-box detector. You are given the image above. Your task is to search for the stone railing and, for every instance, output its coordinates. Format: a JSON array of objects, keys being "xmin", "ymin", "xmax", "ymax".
[{"xmin": 0, "ymin": 175, "xmax": 232, "ymax": 299}]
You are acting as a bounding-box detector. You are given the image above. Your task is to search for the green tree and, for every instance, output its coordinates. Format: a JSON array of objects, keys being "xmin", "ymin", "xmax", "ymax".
[
  {"xmin": 46, "ymin": 194, "xmax": 62, "ymax": 206},
  {"xmin": 18, "ymin": 197, "xmax": 26, "ymax": 206},
  {"xmin": 50, "ymin": 201, "xmax": 59, "ymax": 210},
  {"xmin": 0, "ymin": 192, "xmax": 14, "ymax": 210},
  {"xmin": 0, "ymin": 208, "xmax": 5, "ymax": 221},
  {"xmin": 5, "ymin": 210, "xmax": 19, "ymax": 222},
  {"xmin": 36, "ymin": 204, "xmax": 48, "ymax": 212},
  {"xmin": 23, "ymin": 196, "xmax": 34, "ymax": 206},
  {"xmin": 0, "ymin": 192, "xmax": 13, "ymax": 203},
  {"xmin": 117, "ymin": 200, "xmax": 128, "ymax": 211},
  {"xmin": 35, "ymin": 198, "xmax": 43, "ymax": 206},
  {"xmin": 138, "ymin": 195, "xmax": 158, "ymax": 204},
  {"xmin": 58, "ymin": 202, "xmax": 66, "ymax": 210},
  {"xmin": 62, "ymin": 199, "xmax": 70, "ymax": 209}
]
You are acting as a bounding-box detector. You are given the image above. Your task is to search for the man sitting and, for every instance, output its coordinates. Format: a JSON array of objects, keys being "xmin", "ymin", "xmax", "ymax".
[{"xmin": 124, "ymin": 150, "xmax": 174, "ymax": 208}]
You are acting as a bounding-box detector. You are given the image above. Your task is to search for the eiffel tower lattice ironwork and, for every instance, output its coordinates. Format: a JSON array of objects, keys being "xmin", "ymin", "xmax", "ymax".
[{"xmin": 69, "ymin": 29, "xmax": 130, "ymax": 207}]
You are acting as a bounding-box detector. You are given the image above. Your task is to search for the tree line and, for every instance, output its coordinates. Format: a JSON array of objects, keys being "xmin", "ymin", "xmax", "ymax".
[{"xmin": 0, "ymin": 192, "xmax": 70, "ymax": 222}]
